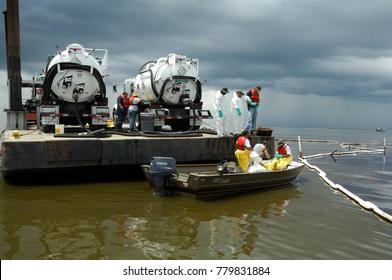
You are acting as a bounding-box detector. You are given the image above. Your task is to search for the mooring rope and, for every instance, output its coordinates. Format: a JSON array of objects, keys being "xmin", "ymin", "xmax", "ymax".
[{"xmin": 298, "ymin": 157, "xmax": 392, "ymax": 223}]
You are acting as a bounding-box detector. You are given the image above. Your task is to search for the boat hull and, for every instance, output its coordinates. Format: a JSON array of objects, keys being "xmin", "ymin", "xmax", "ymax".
[{"xmin": 142, "ymin": 161, "xmax": 304, "ymax": 199}]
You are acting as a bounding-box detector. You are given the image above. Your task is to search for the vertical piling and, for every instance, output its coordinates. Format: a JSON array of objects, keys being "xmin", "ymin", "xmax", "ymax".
[
  {"xmin": 3, "ymin": 0, "xmax": 26, "ymax": 130},
  {"xmin": 298, "ymin": 135, "xmax": 303, "ymax": 158},
  {"xmin": 4, "ymin": 0, "xmax": 23, "ymax": 111},
  {"xmin": 384, "ymin": 137, "xmax": 387, "ymax": 156}
]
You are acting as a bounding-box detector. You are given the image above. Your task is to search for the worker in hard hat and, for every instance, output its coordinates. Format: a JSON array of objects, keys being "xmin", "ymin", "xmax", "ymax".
[
  {"xmin": 214, "ymin": 87, "xmax": 229, "ymax": 137},
  {"xmin": 230, "ymin": 90, "xmax": 245, "ymax": 135},
  {"xmin": 234, "ymin": 129, "xmax": 252, "ymax": 173},
  {"xmin": 128, "ymin": 91, "xmax": 144, "ymax": 131}
]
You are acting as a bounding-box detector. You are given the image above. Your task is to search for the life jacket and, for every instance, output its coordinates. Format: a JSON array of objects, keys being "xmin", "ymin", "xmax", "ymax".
[
  {"xmin": 277, "ymin": 144, "xmax": 290, "ymax": 155},
  {"xmin": 248, "ymin": 88, "xmax": 260, "ymax": 104},
  {"xmin": 129, "ymin": 95, "xmax": 136, "ymax": 105},
  {"xmin": 118, "ymin": 95, "xmax": 130, "ymax": 109},
  {"xmin": 236, "ymin": 136, "xmax": 247, "ymax": 150}
]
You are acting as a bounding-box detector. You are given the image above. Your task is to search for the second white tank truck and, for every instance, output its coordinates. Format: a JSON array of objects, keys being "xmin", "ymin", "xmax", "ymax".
[
  {"xmin": 113, "ymin": 53, "xmax": 212, "ymax": 131},
  {"xmin": 40, "ymin": 43, "xmax": 110, "ymax": 133}
]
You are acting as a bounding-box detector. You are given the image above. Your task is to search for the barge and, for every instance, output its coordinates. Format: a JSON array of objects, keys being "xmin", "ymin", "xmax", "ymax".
[{"xmin": 0, "ymin": 128, "xmax": 275, "ymax": 178}]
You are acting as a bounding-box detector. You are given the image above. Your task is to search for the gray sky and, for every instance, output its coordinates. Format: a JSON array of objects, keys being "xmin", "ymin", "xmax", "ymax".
[{"xmin": 1, "ymin": 0, "xmax": 392, "ymax": 129}]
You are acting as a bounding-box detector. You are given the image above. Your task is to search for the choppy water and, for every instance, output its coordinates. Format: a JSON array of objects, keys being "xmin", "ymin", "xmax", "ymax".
[{"xmin": 1, "ymin": 127, "xmax": 392, "ymax": 260}]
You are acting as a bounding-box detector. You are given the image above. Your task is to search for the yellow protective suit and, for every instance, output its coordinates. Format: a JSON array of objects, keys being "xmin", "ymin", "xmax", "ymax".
[
  {"xmin": 235, "ymin": 149, "xmax": 251, "ymax": 173},
  {"xmin": 260, "ymin": 155, "xmax": 292, "ymax": 170}
]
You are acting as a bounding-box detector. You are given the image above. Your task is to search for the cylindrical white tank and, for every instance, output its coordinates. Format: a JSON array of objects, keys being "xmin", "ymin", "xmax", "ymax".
[
  {"xmin": 134, "ymin": 53, "xmax": 201, "ymax": 105},
  {"xmin": 43, "ymin": 43, "xmax": 107, "ymax": 103}
]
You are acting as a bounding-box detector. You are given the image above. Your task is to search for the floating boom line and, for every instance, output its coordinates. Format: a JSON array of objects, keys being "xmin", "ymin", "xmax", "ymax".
[
  {"xmin": 302, "ymin": 148, "xmax": 384, "ymax": 160},
  {"xmin": 297, "ymin": 136, "xmax": 391, "ymax": 223},
  {"xmin": 298, "ymin": 135, "xmax": 387, "ymax": 160},
  {"xmin": 299, "ymin": 157, "xmax": 392, "ymax": 223}
]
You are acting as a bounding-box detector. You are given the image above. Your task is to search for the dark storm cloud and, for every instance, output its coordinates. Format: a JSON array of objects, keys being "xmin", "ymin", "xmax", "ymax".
[{"xmin": 2, "ymin": 0, "xmax": 392, "ymax": 105}]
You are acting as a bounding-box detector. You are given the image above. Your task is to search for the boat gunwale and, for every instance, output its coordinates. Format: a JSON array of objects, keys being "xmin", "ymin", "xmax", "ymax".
[{"xmin": 186, "ymin": 162, "xmax": 304, "ymax": 178}]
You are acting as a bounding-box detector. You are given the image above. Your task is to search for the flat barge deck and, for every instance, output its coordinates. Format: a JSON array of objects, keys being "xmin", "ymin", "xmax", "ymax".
[{"xmin": 0, "ymin": 129, "xmax": 274, "ymax": 178}]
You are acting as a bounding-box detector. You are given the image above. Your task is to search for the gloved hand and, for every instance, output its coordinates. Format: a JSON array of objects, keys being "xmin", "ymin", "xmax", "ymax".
[
  {"xmin": 218, "ymin": 110, "xmax": 223, "ymax": 118},
  {"xmin": 275, "ymin": 153, "xmax": 283, "ymax": 159},
  {"xmin": 236, "ymin": 108, "xmax": 241, "ymax": 116},
  {"xmin": 251, "ymin": 102, "xmax": 258, "ymax": 107}
]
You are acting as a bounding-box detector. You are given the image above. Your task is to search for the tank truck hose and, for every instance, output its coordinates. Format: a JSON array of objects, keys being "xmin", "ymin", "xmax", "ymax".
[
  {"xmin": 73, "ymin": 99, "xmax": 91, "ymax": 132},
  {"xmin": 138, "ymin": 60, "xmax": 202, "ymax": 134},
  {"xmin": 46, "ymin": 62, "xmax": 111, "ymax": 138},
  {"xmin": 54, "ymin": 99, "xmax": 110, "ymax": 138},
  {"xmin": 101, "ymin": 130, "xmax": 141, "ymax": 137},
  {"xmin": 140, "ymin": 131, "xmax": 203, "ymax": 137},
  {"xmin": 74, "ymin": 99, "xmax": 111, "ymax": 137},
  {"xmin": 138, "ymin": 61, "xmax": 156, "ymax": 73},
  {"xmin": 156, "ymin": 76, "xmax": 201, "ymax": 103},
  {"xmin": 139, "ymin": 99, "xmax": 197, "ymax": 137},
  {"xmin": 189, "ymin": 103, "xmax": 196, "ymax": 131},
  {"xmin": 141, "ymin": 78, "xmax": 206, "ymax": 137}
]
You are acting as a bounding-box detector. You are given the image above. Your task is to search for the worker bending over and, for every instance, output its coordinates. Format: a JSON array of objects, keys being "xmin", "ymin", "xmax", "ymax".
[{"xmin": 234, "ymin": 130, "xmax": 252, "ymax": 173}]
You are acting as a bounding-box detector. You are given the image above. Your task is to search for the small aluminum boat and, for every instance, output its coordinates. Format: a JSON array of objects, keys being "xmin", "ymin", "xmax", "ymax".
[{"xmin": 141, "ymin": 157, "xmax": 304, "ymax": 199}]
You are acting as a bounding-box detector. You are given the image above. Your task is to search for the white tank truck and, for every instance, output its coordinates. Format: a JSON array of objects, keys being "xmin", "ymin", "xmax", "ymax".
[
  {"xmin": 113, "ymin": 53, "xmax": 212, "ymax": 131},
  {"xmin": 39, "ymin": 43, "xmax": 110, "ymax": 133}
]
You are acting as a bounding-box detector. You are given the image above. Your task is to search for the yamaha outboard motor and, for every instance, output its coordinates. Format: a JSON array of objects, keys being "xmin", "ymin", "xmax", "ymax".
[{"xmin": 149, "ymin": 157, "xmax": 177, "ymax": 196}]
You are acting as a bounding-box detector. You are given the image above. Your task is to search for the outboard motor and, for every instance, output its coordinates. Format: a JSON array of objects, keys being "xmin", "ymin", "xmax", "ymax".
[
  {"xmin": 149, "ymin": 157, "xmax": 177, "ymax": 196},
  {"xmin": 217, "ymin": 160, "xmax": 229, "ymax": 175}
]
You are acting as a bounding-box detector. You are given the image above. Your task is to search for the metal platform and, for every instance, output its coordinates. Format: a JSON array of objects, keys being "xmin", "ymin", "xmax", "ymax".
[{"xmin": 0, "ymin": 129, "xmax": 275, "ymax": 178}]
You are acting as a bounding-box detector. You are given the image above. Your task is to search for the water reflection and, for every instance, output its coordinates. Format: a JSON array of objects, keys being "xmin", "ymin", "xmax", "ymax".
[
  {"xmin": 121, "ymin": 186, "xmax": 301, "ymax": 259},
  {"xmin": 0, "ymin": 171, "xmax": 301, "ymax": 260}
]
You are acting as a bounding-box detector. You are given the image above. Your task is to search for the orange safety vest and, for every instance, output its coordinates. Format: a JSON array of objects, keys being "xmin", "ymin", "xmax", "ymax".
[
  {"xmin": 118, "ymin": 95, "xmax": 130, "ymax": 109},
  {"xmin": 236, "ymin": 136, "xmax": 248, "ymax": 150},
  {"xmin": 277, "ymin": 144, "xmax": 289, "ymax": 155},
  {"xmin": 129, "ymin": 95, "xmax": 136, "ymax": 105}
]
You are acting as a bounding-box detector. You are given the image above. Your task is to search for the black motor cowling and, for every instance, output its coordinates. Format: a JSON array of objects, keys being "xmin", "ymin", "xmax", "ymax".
[{"xmin": 149, "ymin": 157, "xmax": 177, "ymax": 196}]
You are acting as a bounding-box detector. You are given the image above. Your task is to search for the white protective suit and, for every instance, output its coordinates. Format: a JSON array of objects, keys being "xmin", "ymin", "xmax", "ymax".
[
  {"xmin": 214, "ymin": 90, "xmax": 228, "ymax": 137},
  {"xmin": 230, "ymin": 93, "xmax": 245, "ymax": 135},
  {"xmin": 248, "ymin": 151, "xmax": 267, "ymax": 173}
]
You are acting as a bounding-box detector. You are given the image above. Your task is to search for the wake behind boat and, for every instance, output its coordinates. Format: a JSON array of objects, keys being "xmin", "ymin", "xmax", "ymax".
[{"xmin": 141, "ymin": 157, "xmax": 304, "ymax": 199}]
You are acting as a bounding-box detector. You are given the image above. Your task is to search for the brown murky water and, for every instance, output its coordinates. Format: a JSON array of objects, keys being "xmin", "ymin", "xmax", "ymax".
[
  {"xmin": 1, "ymin": 167, "xmax": 391, "ymax": 260},
  {"xmin": 1, "ymin": 127, "xmax": 392, "ymax": 260}
]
